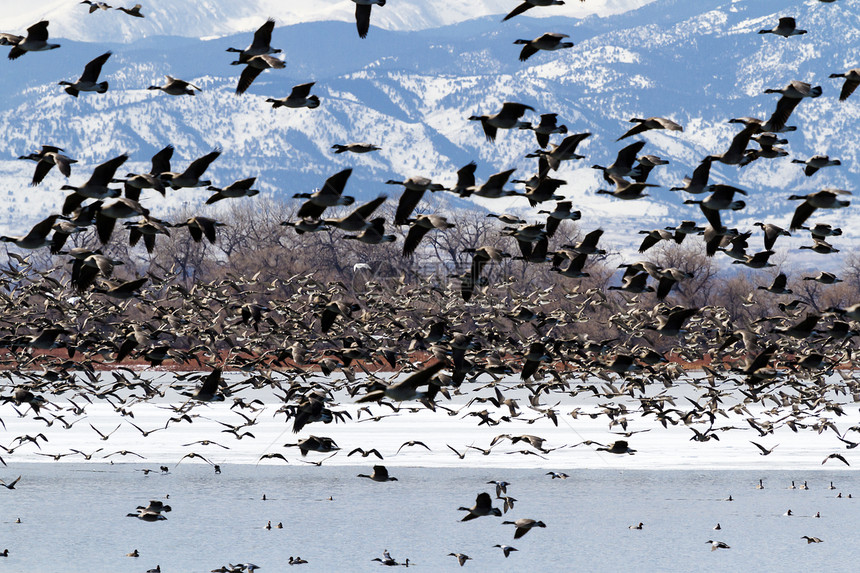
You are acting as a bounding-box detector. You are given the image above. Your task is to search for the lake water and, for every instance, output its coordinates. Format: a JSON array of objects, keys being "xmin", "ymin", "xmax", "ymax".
[
  {"xmin": 0, "ymin": 464, "xmax": 858, "ymax": 572},
  {"xmin": 1, "ymin": 373, "xmax": 858, "ymax": 571}
]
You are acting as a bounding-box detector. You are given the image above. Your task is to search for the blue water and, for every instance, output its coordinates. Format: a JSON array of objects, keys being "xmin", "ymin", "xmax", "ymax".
[{"xmin": 0, "ymin": 464, "xmax": 857, "ymax": 572}]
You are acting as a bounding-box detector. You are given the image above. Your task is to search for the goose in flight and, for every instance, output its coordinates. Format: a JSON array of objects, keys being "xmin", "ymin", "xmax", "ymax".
[
  {"xmin": 6, "ymin": 21, "xmax": 60, "ymax": 60},
  {"xmin": 232, "ymin": 54, "xmax": 285, "ymax": 95},
  {"xmin": 226, "ymin": 19, "xmax": 280, "ymax": 59},
  {"xmin": 758, "ymin": 17, "xmax": 806, "ymax": 37},
  {"xmin": 830, "ymin": 68, "xmax": 860, "ymax": 101},
  {"xmin": 617, "ymin": 116, "xmax": 683, "ymax": 141},
  {"xmin": 18, "ymin": 145, "xmax": 77, "ymax": 186},
  {"xmin": 352, "ymin": 0, "xmax": 386, "ymax": 39},
  {"xmin": 503, "ymin": 0, "xmax": 567, "ymax": 22},
  {"xmin": 266, "ymin": 82, "xmax": 320, "ymax": 109},
  {"xmin": 59, "ymin": 52, "xmax": 111, "ymax": 97},
  {"xmin": 469, "ymin": 102, "xmax": 534, "ymax": 142},
  {"xmin": 147, "ymin": 76, "xmax": 201, "ymax": 96},
  {"xmin": 514, "ymin": 33, "xmax": 573, "ymax": 62},
  {"xmin": 459, "ymin": 492, "xmax": 502, "ymax": 521}
]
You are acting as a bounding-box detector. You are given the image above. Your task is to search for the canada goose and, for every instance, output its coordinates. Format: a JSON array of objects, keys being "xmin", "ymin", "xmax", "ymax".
[
  {"xmin": 708, "ymin": 123, "xmax": 758, "ymax": 164},
  {"xmin": 527, "ymin": 113, "xmax": 568, "ymax": 147},
  {"xmin": 7, "ymin": 21, "xmax": 60, "ymax": 59},
  {"xmin": 829, "ymin": 68, "xmax": 860, "ymax": 101},
  {"xmin": 81, "ymin": 1, "xmax": 112, "ymax": 13},
  {"xmin": 402, "ymin": 215, "xmax": 455, "ymax": 257},
  {"xmin": 493, "ymin": 544, "xmax": 518, "ymax": 557},
  {"xmin": 0, "ymin": 476, "xmax": 21, "ymax": 490},
  {"xmin": 630, "ymin": 154, "xmax": 669, "ymax": 183},
  {"xmin": 593, "ymin": 141, "xmax": 646, "ymax": 181},
  {"xmin": 596, "ymin": 440, "xmax": 637, "ymax": 454},
  {"xmin": 822, "ymin": 453, "xmax": 850, "ymax": 466},
  {"xmin": 356, "ymin": 361, "xmax": 446, "ymax": 403},
  {"xmin": 94, "ymin": 197, "xmax": 149, "ymax": 243},
  {"xmin": 503, "ymin": 518, "xmax": 546, "ymax": 539},
  {"xmin": 503, "ymin": 0, "xmax": 566, "ymax": 22},
  {"xmin": 352, "ymin": 0, "xmax": 386, "ymax": 39},
  {"xmin": 116, "ymin": 4, "xmax": 144, "ymax": 17},
  {"xmin": 469, "ymin": 102, "xmax": 534, "ymax": 141},
  {"xmin": 539, "ymin": 201, "xmax": 581, "ymax": 237},
  {"xmin": 757, "ymin": 272, "xmax": 791, "ymax": 295},
  {"xmin": 799, "ymin": 239, "xmax": 839, "ymax": 254},
  {"xmin": 0, "ymin": 215, "xmax": 59, "ymax": 249},
  {"xmin": 18, "ymin": 145, "xmax": 77, "ymax": 186},
  {"xmin": 546, "ymin": 471, "xmax": 569, "ymax": 479},
  {"xmin": 754, "ymin": 222, "xmax": 791, "ymax": 250},
  {"xmin": 284, "ymin": 436, "xmax": 339, "ymax": 457},
  {"xmin": 357, "ymin": 465, "xmax": 398, "ymax": 482},
  {"xmin": 206, "ymin": 177, "xmax": 259, "ymax": 204},
  {"xmin": 159, "ymin": 149, "xmax": 221, "ymax": 189},
  {"xmin": 618, "ymin": 116, "xmax": 683, "ymax": 141},
  {"xmin": 175, "ymin": 216, "xmax": 225, "ymax": 244},
  {"xmin": 125, "ymin": 217, "xmax": 170, "ymax": 253},
  {"xmin": 266, "ymin": 82, "xmax": 319, "ymax": 109},
  {"xmin": 324, "ymin": 195, "xmax": 387, "ymax": 232},
  {"xmin": 147, "ymin": 76, "xmax": 200, "ymax": 96},
  {"xmin": 460, "ymin": 169, "xmax": 519, "ymax": 198},
  {"xmin": 448, "ymin": 553, "xmax": 472, "ymax": 567},
  {"xmin": 459, "ymin": 492, "xmax": 502, "ymax": 521},
  {"xmin": 514, "ymin": 33, "xmax": 573, "ymax": 61},
  {"xmin": 802, "ymin": 536, "xmax": 823, "ymax": 544},
  {"xmin": 763, "ymin": 81, "xmax": 822, "ymax": 133},
  {"xmin": 387, "ymin": 176, "xmax": 446, "ymax": 224},
  {"xmin": 59, "ymin": 51, "xmax": 111, "ymax": 97},
  {"xmin": 232, "ymin": 54, "xmax": 285, "ymax": 95},
  {"xmin": 706, "ymin": 540, "xmax": 730, "ymax": 551},
  {"xmin": 758, "ymin": 17, "xmax": 806, "ymax": 37},
  {"xmin": 788, "ymin": 189, "xmax": 851, "ymax": 229},
  {"xmin": 756, "ymin": 479, "xmax": 765, "ymax": 489},
  {"xmin": 803, "ymin": 271, "xmax": 842, "ymax": 284},
  {"xmin": 596, "ymin": 175, "xmax": 657, "ymax": 200},
  {"xmin": 528, "ymin": 132, "xmax": 592, "ymax": 171},
  {"xmin": 226, "ymin": 19, "xmax": 281, "ymax": 59},
  {"xmin": 331, "ymin": 142, "xmax": 380, "ymax": 154},
  {"xmin": 294, "ymin": 168, "xmax": 355, "ymax": 219},
  {"xmin": 791, "ymin": 155, "xmax": 841, "ymax": 176},
  {"xmin": 684, "ymin": 185, "xmax": 747, "ymax": 230},
  {"xmin": 671, "ymin": 156, "xmax": 712, "ymax": 194},
  {"xmin": 750, "ymin": 441, "xmax": 778, "ymax": 455},
  {"xmin": 60, "ymin": 153, "xmax": 128, "ymax": 214},
  {"xmin": 637, "ymin": 229, "xmax": 674, "ymax": 253}
]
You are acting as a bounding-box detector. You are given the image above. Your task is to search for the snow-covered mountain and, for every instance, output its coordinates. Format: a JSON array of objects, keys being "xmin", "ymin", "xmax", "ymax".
[
  {"xmin": 1, "ymin": 0, "xmax": 858, "ymax": 270},
  {"xmin": 2, "ymin": 0, "xmax": 658, "ymax": 43}
]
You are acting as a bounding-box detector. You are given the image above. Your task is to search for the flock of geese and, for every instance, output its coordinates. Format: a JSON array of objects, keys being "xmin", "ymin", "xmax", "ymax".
[{"xmin": 0, "ymin": 0, "xmax": 859, "ymax": 569}]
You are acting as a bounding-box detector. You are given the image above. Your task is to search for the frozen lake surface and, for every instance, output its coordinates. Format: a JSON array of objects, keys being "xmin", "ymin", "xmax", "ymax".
[{"xmin": 1, "ymin": 373, "xmax": 858, "ymax": 571}]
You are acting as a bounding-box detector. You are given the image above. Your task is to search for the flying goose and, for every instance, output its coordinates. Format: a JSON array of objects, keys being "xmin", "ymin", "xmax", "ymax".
[
  {"xmin": 116, "ymin": 4, "xmax": 144, "ymax": 17},
  {"xmin": 0, "ymin": 215, "xmax": 59, "ymax": 250},
  {"xmin": 294, "ymin": 168, "xmax": 355, "ymax": 219},
  {"xmin": 514, "ymin": 33, "xmax": 573, "ymax": 61},
  {"xmin": 791, "ymin": 155, "xmax": 841, "ymax": 176},
  {"xmin": 331, "ymin": 142, "xmax": 380, "ymax": 154},
  {"xmin": 81, "ymin": 1, "xmax": 112, "ymax": 13},
  {"xmin": 343, "ymin": 218, "xmax": 396, "ymax": 244},
  {"xmin": 147, "ymin": 76, "xmax": 201, "ymax": 96},
  {"xmin": 402, "ymin": 215, "xmax": 455, "ymax": 257},
  {"xmin": 352, "ymin": 0, "xmax": 386, "ymax": 39},
  {"xmin": 448, "ymin": 553, "xmax": 472, "ymax": 567},
  {"xmin": 503, "ymin": 0, "xmax": 566, "ymax": 22},
  {"xmin": 469, "ymin": 102, "xmax": 534, "ymax": 141},
  {"xmin": 175, "ymin": 216, "xmax": 225, "ymax": 244},
  {"xmin": 788, "ymin": 189, "xmax": 851, "ymax": 229},
  {"xmin": 617, "ymin": 116, "xmax": 683, "ymax": 141},
  {"xmin": 527, "ymin": 113, "xmax": 568, "ymax": 147},
  {"xmin": 357, "ymin": 465, "xmax": 398, "ymax": 482},
  {"xmin": 60, "ymin": 153, "xmax": 128, "ymax": 214},
  {"xmin": 226, "ymin": 19, "xmax": 281, "ymax": 59},
  {"xmin": 596, "ymin": 175, "xmax": 657, "ymax": 200},
  {"xmin": 159, "ymin": 149, "xmax": 221, "ymax": 189},
  {"xmin": 758, "ymin": 17, "xmax": 806, "ymax": 37},
  {"xmin": 528, "ymin": 132, "xmax": 592, "ymax": 171},
  {"xmin": 830, "ymin": 68, "xmax": 860, "ymax": 101},
  {"xmin": 502, "ymin": 518, "xmax": 546, "ymax": 539},
  {"xmin": 232, "ymin": 54, "xmax": 285, "ymax": 95},
  {"xmin": 6, "ymin": 21, "xmax": 60, "ymax": 60},
  {"xmin": 592, "ymin": 141, "xmax": 646, "ymax": 181},
  {"xmin": 59, "ymin": 52, "xmax": 111, "ymax": 97},
  {"xmin": 266, "ymin": 82, "xmax": 320, "ymax": 109},
  {"xmin": 206, "ymin": 177, "xmax": 259, "ymax": 204},
  {"xmin": 763, "ymin": 81, "xmax": 822, "ymax": 133},
  {"xmin": 323, "ymin": 194, "xmax": 386, "ymax": 231},
  {"xmin": 18, "ymin": 145, "xmax": 77, "ymax": 186}
]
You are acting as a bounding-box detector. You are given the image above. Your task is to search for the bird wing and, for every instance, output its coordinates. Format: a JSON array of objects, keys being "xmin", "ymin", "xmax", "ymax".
[
  {"xmin": 251, "ymin": 18, "xmax": 275, "ymax": 51},
  {"xmin": 80, "ymin": 51, "xmax": 111, "ymax": 83},
  {"xmin": 289, "ymin": 82, "xmax": 314, "ymax": 99},
  {"xmin": 321, "ymin": 168, "xmax": 353, "ymax": 196},
  {"xmin": 402, "ymin": 223, "xmax": 432, "ymax": 257},
  {"xmin": 89, "ymin": 154, "xmax": 129, "ymax": 185},
  {"xmin": 503, "ymin": 2, "xmax": 533, "ymax": 21},
  {"xmin": 355, "ymin": 4, "xmax": 372, "ymax": 39},
  {"xmin": 182, "ymin": 150, "xmax": 221, "ymax": 178},
  {"xmin": 236, "ymin": 64, "xmax": 264, "ymax": 94},
  {"xmin": 150, "ymin": 145, "xmax": 174, "ymax": 175}
]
